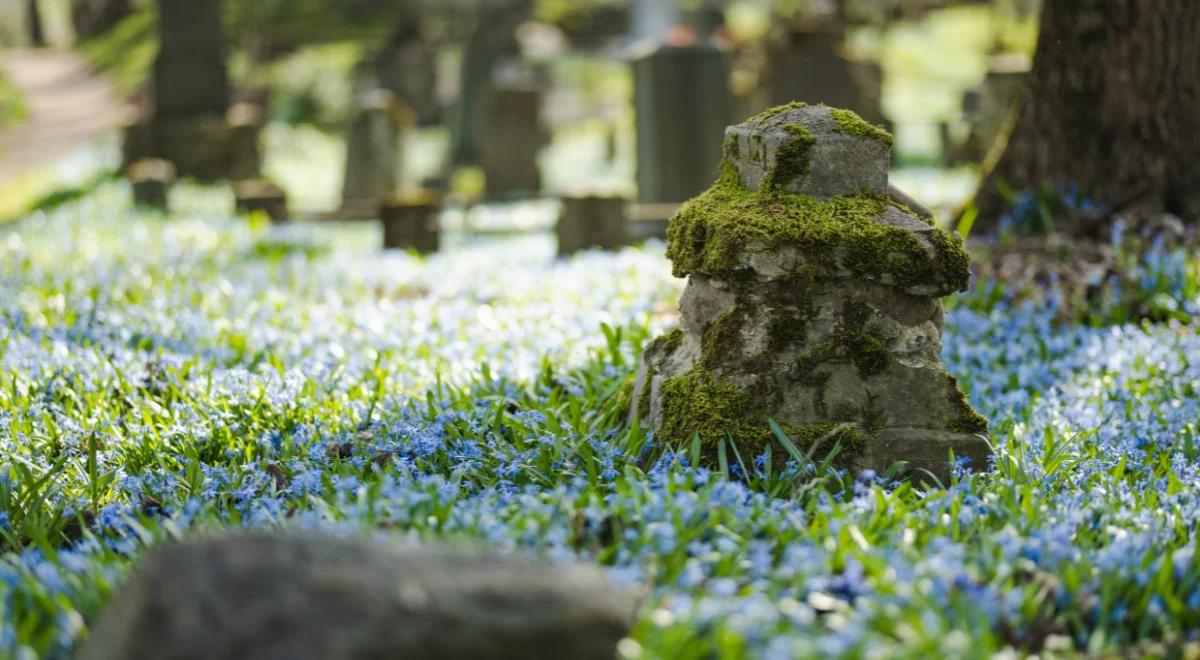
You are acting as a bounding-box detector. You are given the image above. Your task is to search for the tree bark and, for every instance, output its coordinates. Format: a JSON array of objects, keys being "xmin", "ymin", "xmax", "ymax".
[
  {"xmin": 972, "ymin": 0, "xmax": 1200, "ymax": 235},
  {"xmin": 27, "ymin": 0, "xmax": 45, "ymax": 46}
]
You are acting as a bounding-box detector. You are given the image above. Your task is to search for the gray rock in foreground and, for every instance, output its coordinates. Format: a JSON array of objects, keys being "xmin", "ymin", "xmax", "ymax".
[{"xmin": 78, "ymin": 532, "xmax": 639, "ymax": 660}]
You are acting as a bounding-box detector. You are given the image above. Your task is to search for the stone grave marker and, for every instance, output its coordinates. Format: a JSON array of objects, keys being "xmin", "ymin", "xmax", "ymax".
[
  {"xmin": 381, "ymin": 191, "xmax": 441, "ymax": 254},
  {"xmin": 557, "ymin": 193, "xmax": 629, "ymax": 256},
  {"xmin": 149, "ymin": 0, "xmax": 230, "ymax": 181},
  {"xmin": 481, "ymin": 82, "xmax": 548, "ymax": 200},
  {"xmin": 127, "ymin": 158, "xmax": 174, "ymax": 210},
  {"xmin": 632, "ymin": 43, "xmax": 732, "ymax": 219},
  {"xmin": 630, "ymin": 103, "xmax": 990, "ymax": 483},
  {"xmin": 225, "ymin": 102, "xmax": 265, "ymax": 181},
  {"xmin": 340, "ymin": 89, "xmax": 404, "ymax": 218},
  {"xmin": 234, "ymin": 178, "xmax": 288, "ymax": 223},
  {"xmin": 76, "ymin": 532, "xmax": 638, "ymax": 660}
]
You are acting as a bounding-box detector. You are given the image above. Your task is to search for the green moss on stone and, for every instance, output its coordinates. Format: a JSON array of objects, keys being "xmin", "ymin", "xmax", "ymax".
[
  {"xmin": 723, "ymin": 133, "xmax": 740, "ymax": 162},
  {"xmin": 791, "ymin": 301, "xmax": 889, "ymax": 379},
  {"xmin": 760, "ymin": 123, "xmax": 817, "ymax": 193},
  {"xmin": 657, "ymin": 367, "xmax": 864, "ymax": 465},
  {"xmin": 945, "ymin": 374, "xmax": 989, "ymax": 434},
  {"xmin": 659, "ymin": 369, "xmax": 757, "ymax": 448},
  {"xmin": 828, "ymin": 107, "xmax": 893, "ymax": 146},
  {"xmin": 747, "ymin": 100, "xmax": 808, "ymax": 124},
  {"xmin": 646, "ymin": 328, "xmax": 683, "ymax": 358},
  {"xmin": 665, "ymin": 163, "xmax": 970, "ymax": 293}
]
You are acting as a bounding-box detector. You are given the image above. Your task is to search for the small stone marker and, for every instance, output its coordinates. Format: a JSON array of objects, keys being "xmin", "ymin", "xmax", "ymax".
[
  {"xmin": 76, "ymin": 532, "xmax": 638, "ymax": 660},
  {"xmin": 341, "ymin": 89, "xmax": 404, "ymax": 218},
  {"xmin": 630, "ymin": 103, "xmax": 990, "ymax": 483},
  {"xmin": 127, "ymin": 158, "xmax": 175, "ymax": 210},
  {"xmin": 234, "ymin": 178, "xmax": 288, "ymax": 223},
  {"xmin": 632, "ymin": 43, "xmax": 732, "ymax": 216},
  {"xmin": 225, "ymin": 102, "xmax": 265, "ymax": 181},
  {"xmin": 381, "ymin": 191, "xmax": 441, "ymax": 254},
  {"xmin": 557, "ymin": 193, "xmax": 628, "ymax": 256},
  {"xmin": 481, "ymin": 82, "xmax": 548, "ymax": 199}
]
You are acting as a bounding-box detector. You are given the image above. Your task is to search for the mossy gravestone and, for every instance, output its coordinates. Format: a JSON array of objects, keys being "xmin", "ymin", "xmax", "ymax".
[{"xmin": 630, "ymin": 103, "xmax": 990, "ymax": 483}]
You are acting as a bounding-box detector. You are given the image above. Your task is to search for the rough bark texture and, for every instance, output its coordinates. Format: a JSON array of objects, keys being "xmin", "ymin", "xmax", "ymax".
[{"xmin": 974, "ymin": 0, "xmax": 1200, "ymax": 234}]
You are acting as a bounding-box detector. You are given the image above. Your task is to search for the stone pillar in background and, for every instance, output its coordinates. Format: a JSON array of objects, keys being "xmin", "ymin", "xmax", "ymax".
[
  {"xmin": 128, "ymin": 159, "xmax": 175, "ymax": 210},
  {"xmin": 380, "ymin": 192, "xmax": 441, "ymax": 254},
  {"xmin": 765, "ymin": 27, "xmax": 890, "ymax": 131},
  {"xmin": 226, "ymin": 102, "xmax": 265, "ymax": 181},
  {"xmin": 632, "ymin": 44, "xmax": 732, "ymax": 215},
  {"xmin": 630, "ymin": 103, "xmax": 990, "ymax": 483},
  {"xmin": 956, "ymin": 53, "xmax": 1029, "ymax": 165},
  {"xmin": 234, "ymin": 178, "xmax": 288, "ymax": 223},
  {"xmin": 480, "ymin": 83, "xmax": 547, "ymax": 200},
  {"xmin": 340, "ymin": 90, "xmax": 404, "ymax": 218},
  {"xmin": 150, "ymin": 0, "xmax": 230, "ymax": 181},
  {"xmin": 557, "ymin": 194, "xmax": 628, "ymax": 256}
]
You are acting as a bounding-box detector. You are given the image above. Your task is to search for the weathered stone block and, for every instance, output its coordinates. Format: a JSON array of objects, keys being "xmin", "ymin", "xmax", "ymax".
[
  {"xmin": 633, "ymin": 44, "xmax": 732, "ymax": 206},
  {"xmin": 630, "ymin": 104, "xmax": 989, "ymax": 484},
  {"xmin": 341, "ymin": 89, "xmax": 403, "ymax": 217},
  {"xmin": 153, "ymin": 0, "xmax": 228, "ymax": 119},
  {"xmin": 127, "ymin": 158, "xmax": 174, "ymax": 210},
  {"xmin": 481, "ymin": 83, "xmax": 547, "ymax": 200},
  {"xmin": 234, "ymin": 178, "xmax": 288, "ymax": 223},
  {"xmin": 381, "ymin": 192, "xmax": 441, "ymax": 254},
  {"xmin": 557, "ymin": 194, "xmax": 628, "ymax": 256},
  {"xmin": 76, "ymin": 532, "xmax": 638, "ymax": 660}
]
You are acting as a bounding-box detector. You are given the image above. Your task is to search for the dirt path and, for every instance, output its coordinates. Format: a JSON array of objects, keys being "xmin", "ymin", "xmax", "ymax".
[{"xmin": 0, "ymin": 49, "xmax": 122, "ymax": 185}]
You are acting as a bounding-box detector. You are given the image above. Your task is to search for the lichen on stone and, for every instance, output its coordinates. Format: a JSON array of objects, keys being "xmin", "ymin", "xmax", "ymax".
[
  {"xmin": 828, "ymin": 106, "xmax": 893, "ymax": 146},
  {"xmin": 665, "ymin": 163, "xmax": 971, "ymax": 293}
]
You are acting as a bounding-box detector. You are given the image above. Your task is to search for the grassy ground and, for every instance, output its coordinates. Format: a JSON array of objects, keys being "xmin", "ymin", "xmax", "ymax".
[{"xmin": 1, "ymin": 171, "xmax": 1199, "ymax": 657}]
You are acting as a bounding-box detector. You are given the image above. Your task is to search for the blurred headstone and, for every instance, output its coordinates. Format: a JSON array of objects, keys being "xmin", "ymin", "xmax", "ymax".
[
  {"xmin": 481, "ymin": 82, "xmax": 548, "ymax": 200},
  {"xmin": 128, "ymin": 158, "xmax": 175, "ymax": 210},
  {"xmin": 631, "ymin": 104, "xmax": 990, "ymax": 484},
  {"xmin": 557, "ymin": 194, "xmax": 628, "ymax": 256},
  {"xmin": 340, "ymin": 90, "xmax": 405, "ymax": 218},
  {"xmin": 226, "ymin": 102, "xmax": 265, "ymax": 181},
  {"xmin": 147, "ymin": 0, "xmax": 231, "ymax": 181},
  {"xmin": 764, "ymin": 27, "xmax": 889, "ymax": 130},
  {"xmin": 632, "ymin": 43, "xmax": 732, "ymax": 217},
  {"xmin": 77, "ymin": 532, "xmax": 638, "ymax": 660},
  {"xmin": 381, "ymin": 191, "xmax": 441, "ymax": 254},
  {"xmin": 234, "ymin": 178, "xmax": 288, "ymax": 223}
]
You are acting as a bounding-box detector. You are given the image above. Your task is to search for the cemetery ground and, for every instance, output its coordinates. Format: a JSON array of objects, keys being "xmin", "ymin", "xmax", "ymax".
[{"xmin": 2, "ymin": 153, "xmax": 1200, "ymax": 657}]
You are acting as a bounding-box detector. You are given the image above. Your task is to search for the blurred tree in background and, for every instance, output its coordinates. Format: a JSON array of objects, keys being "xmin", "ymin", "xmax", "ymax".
[{"xmin": 973, "ymin": 0, "xmax": 1200, "ymax": 235}]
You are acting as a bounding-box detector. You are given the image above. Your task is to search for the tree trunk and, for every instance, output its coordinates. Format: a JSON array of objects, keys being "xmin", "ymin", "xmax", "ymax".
[
  {"xmin": 972, "ymin": 0, "xmax": 1200, "ymax": 235},
  {"xmin": 27, "ymin": 0, "xmax": 45, "ymax": 46}
]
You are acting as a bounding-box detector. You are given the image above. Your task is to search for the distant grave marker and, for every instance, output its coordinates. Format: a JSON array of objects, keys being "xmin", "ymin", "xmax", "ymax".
[
  {"xmin": 481, "ymin": 83, "xmax": 548, "ymax": 200},
  {"xmin": 127, "ymin": 158, "xmax": 174, "ymax": 210},
  {"xmin": 632, "ymin": 44, "xmax": 732, "ymax": 218},
  {"xmin": 557, "ymin": 193, "xmax": 628, "ymax": 256},
  {"xmin": 381, "ymin": 191, "xmax": 441, "ymax": 254},
  {"xmin": 340, "ymin": 90, "xmax": 404, "ymax": 219},
  {"xmin": 234, "ymin": 178, "xmax": 288, "ymax": 223}
]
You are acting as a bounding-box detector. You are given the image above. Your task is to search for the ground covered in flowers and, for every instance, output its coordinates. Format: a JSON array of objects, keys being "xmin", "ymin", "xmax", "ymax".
[{"xmin": 2, "ymin": 182, "xmax": 1200, "ymax": 659}]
